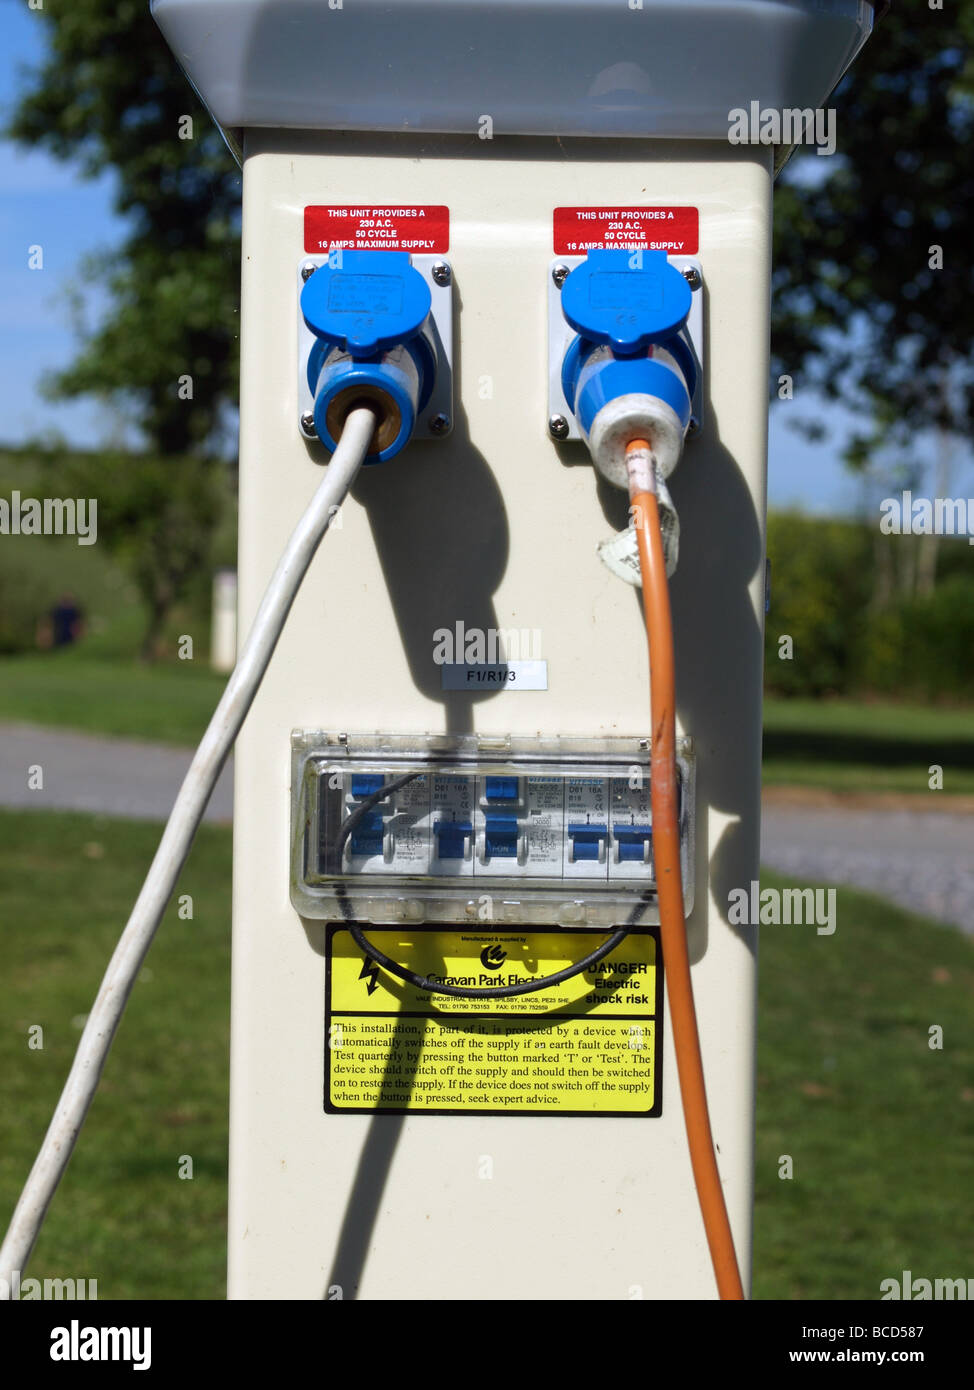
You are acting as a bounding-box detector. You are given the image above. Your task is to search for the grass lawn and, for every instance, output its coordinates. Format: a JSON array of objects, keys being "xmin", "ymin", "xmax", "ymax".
[
  {"xmin": 0, "ymin": 810, "xmax": 231, "ymax": 1299},
  {"xmin": 1, "ymin": 810, "xmax": 971, "ymax": 1298},
  {"xmin": 763, "ymin": 695, "xmax": 974, "ymax": 796},
  {"xmin": 0, "ymin": 555, "xmax": 226, "ymax": 744},
  {"xmin": 752, "ymin": 869, "xmax": 974, "ymax": 1299},
  {"xmin": 0, "ymin": 652, "xmax": 227, "ymax": 745}
]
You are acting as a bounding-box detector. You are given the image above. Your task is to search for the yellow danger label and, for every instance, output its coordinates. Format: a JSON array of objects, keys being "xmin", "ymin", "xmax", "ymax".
[{"xmin": 325, "ymin": 928, "xmax": 661, "ymax": 1116}]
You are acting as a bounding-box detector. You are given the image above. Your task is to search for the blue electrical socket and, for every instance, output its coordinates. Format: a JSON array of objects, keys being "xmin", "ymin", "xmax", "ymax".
[
  {"xmin": 547, "ymin": 253, "xmax": 704, "ymax": 441},
  {"xmin": 297, "ymin": 252, "xmax": 454, "ymax": 459}
]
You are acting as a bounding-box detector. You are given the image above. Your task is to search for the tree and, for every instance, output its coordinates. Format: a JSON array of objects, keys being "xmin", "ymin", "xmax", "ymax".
[
  {"xmin": 9, "ymin": 0, "xmax": 240, "ymax": 655},
  {"xmin": 772, "ymin": 2, "xmax": 974, "ymax": 457},
  {"xmin": 11, "ymin": 2, "xmax": 973, "ymax": 639},
  {"xmin": 58, "ymin": 447, "xmax": 227, "ymax": 662}
]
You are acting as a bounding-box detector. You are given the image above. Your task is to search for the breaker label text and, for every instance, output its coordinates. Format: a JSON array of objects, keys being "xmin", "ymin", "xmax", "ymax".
[
  {"xmin": 554, "ymin": 206, "xmax": 698, "ymax": 254},
  {"xmin": 305, "ymin": 205, "xmax": 449, "ymax": 252}
]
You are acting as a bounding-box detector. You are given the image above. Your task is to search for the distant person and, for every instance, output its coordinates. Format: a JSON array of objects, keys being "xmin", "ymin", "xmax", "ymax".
[{"xmin": 48, "ymin": 593, "xmax": 86, "ymax": 648}]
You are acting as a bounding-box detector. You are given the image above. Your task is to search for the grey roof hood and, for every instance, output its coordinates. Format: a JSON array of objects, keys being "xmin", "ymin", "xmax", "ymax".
[{"xmin": 152, "ymin": 0, "xmax": 876, "ymax": 142}]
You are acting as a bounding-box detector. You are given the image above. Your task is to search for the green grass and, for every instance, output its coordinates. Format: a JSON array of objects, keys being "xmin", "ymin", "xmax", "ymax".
[
  {"xmin": 0, "ymin": 450, "xmax": 138, "ymax": 658},
  {"xmin": 754, "ymin": 869, "xmax": 974, "ymax": 1298},
  {"xmin": 0, "ymin": 440, "xmax": 225, "ymax": 745},
  {"xmin": 0, "ymin": 652, "xmax": 227, "ymax": 745},
  {"xmin": 1, "ymin": 812, "xmax": 971, "ymax": 1298},
  {"xmin": 0, "ymin": 810, "xmax": 231, "ymax": 1299},
  {"xmin": 763, "ymin": 696, "xmax": 974, "ymax": 796}
]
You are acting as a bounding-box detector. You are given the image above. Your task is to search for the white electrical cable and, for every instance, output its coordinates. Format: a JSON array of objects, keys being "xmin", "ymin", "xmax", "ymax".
[{"xmin": 0, "ymin": 405, "xmax": 377, "ymax": 1289}]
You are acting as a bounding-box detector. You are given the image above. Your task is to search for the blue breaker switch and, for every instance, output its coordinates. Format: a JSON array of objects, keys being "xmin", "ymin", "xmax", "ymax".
[
  {"xmin": 301, "ymin": 250, "xmax": 437, "ymax": 462},
  {"xmin": 613, "ymin": 824, "xmax": 653, "ymax": 864},
  {"xmin": 559, "ymin": 249, "xmax": 697, "ymax": 487},
  {"xmin": 568, "ymin": 822, "xmax": 608, "ymax": 864},
  {"xmin": 346, "ymin": 774, "xmax": 395, "ymax": 861},
  {"xmin": 349, "ymin": 810, "xmax": 386, "ymax": 858},
  {"xmin": 433, "ymin": 818, "xmax": 473, "ymax": 862},
  {"xmin": 484, "ymin": 813, "xmax": 518, "ymax": 858},
  {"xmin": 483, "ymin": 776, "xmax": 520, "ymax": 804},
  {"xmin": 349, "ymin": 773, "xmax": 387, "ymax": 800},
  {"xmin": 479, "ymin": 811, "xmax": 527, "ymax": 866}
]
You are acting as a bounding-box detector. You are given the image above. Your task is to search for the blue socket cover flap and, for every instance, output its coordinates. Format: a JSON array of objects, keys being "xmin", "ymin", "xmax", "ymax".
[
  {"xmin": 301, "ymin": 250, "xmax": 432, "ymax": 357},
  {"xmin": 560, "ymin": 249, "xmax": 692, "ymax": 356}
]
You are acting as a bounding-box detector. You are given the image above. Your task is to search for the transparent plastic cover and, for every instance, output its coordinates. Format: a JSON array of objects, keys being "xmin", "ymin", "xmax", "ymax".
[{"xmin": 291, "ymin": 730, "xmax": 695, "ymax": 928}]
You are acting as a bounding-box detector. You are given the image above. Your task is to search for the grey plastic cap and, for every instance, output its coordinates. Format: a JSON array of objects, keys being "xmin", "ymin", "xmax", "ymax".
[{"xmin": 152, "ymin": 0, "xmax": 875, "ymax": 142}]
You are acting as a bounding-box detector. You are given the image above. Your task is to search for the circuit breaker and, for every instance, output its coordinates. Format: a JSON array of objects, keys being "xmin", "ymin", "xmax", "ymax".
[{"xmin": 292, "ymin": 731, "xmax": 694, "ymax": 923}]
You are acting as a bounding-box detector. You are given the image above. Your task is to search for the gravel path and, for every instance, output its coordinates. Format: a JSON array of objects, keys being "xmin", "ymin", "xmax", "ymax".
[
  {"xmin": 760, "ymin": 801, "xmax": 974, "ymax": 936},
  {"xmin": 2, "ymin": 722, "xmax": 971, "ymax": 931},
  {"xmin": 0, "ymin": 722, "xmax": 233, "ymax": 823}
]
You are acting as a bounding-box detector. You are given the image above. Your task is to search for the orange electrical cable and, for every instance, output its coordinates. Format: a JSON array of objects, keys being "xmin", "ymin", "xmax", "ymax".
[{"xmin": 626, "ymin": 438, "xmax": 746, "ymax": 1302}]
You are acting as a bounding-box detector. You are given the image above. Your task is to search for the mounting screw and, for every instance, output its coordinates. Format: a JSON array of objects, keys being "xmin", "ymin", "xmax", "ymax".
[
  {"xmin": 300, "ymin": 263, "xmax": 317, "ymax": 282},
  {"xmin": 429, "ymin": 412, "xmax": 451, "ymax": 434},
  {"xmin": 552, "ymin": 263, "xmax": 571, "ymax": 289},
  {"xmin": 548, "ymin": 414, "xmax": 570, "ymax": 440},
  {"xmin": 687, "ymin": 415, "xmax": 700, "ymax": 437},
  {"xmin": 431, "ymin": 261, "xmax": 451, "ymax": 287},
  {"xmin": 681, "ymin": 265, "xmax": 701, "ymax": 290},
  {"xmin": 300, "ymin": 411, "xmax": 317, "ymax": 437}
]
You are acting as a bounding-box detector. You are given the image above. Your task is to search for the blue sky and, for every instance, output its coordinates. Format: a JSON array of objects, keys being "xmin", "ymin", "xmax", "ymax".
[
  {"xmin": 0, "ymin": 4, "xmax": 130, "ymax": 449},
  {"xmin": 0, "ymin": 5, "xmax": 960, "ymax": 515}
]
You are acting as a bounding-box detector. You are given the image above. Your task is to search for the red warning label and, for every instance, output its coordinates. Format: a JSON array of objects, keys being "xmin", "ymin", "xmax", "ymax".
[
  {"xmin": 304, "ymin": 205, "xmax": 449, "ymax": 253},
  {"xmin": 554, "ymin": 206, "xmax": 698, "ymax": 255}
]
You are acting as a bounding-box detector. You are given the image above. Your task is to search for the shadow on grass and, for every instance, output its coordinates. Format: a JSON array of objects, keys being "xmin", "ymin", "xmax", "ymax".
[{"xmin": 763, "ymin": 727, "xmax": 974, "ymax": 770}]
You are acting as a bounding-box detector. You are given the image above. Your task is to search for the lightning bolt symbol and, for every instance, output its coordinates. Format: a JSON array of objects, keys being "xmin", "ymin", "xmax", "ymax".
[{"xmin": 358, "ymin": 956, "xmax": 380, "ymax": 996}]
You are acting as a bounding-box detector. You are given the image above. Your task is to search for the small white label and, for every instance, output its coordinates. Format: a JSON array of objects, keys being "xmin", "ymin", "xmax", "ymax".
[{"xmin": 441, "ymin": 662, "xmax": 548, "ymax": 691}]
